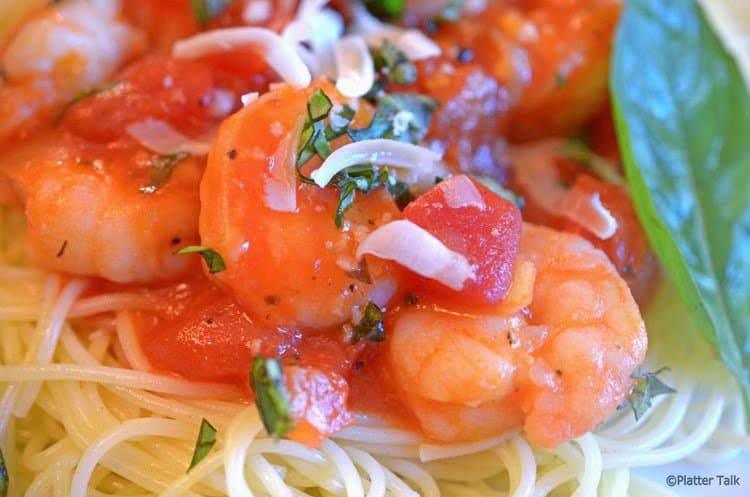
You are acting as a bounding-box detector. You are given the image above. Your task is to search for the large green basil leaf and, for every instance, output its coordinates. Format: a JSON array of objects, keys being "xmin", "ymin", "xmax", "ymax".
[{"xmin": 611, "ymin": 0, "xmax": 750, "ymax": 416}]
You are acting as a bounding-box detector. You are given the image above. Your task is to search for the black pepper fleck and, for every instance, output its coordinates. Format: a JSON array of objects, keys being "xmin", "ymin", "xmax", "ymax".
[
  {"xmin": 228, "ymin": 149, "xmax": 237, "ymax": 160},
  {"xmin": 56, "ymin": 240, "xmax": 68, "ymax": 258},
  {"xmin": 265, "ymin": 295, "xmax": 280, "ymax": 305},
  {"xmin": 405, "ymin": 292, "xmax": 419, "ymax": 306},
  {"xmin": 456, "ymin": 47, "xmax": 474, "ymax": 63}
]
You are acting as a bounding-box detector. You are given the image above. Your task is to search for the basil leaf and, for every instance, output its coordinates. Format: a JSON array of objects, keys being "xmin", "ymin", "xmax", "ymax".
[
  {"xmin": 250, "ymin": 357, "xmax": 295, "ymax": 438},
  {"xmin": 307, "ymin": 88, "xmax": 333, "ymax": 123},
  {"xmin": 352, "ymin": 302, "xmax": 385, "ymax": 343},
  {"xmin": 371, "ymin": 41, "xmax": 418, "ymax": 86},
  {"xmin": 618, "ymin": 367, "xmax": 676, "ymax": 421},
  {"xmin": 139, "ymin": 152, "xmax": 190, "ymax": 194},
  {"xmin": 349, "ymin": 93, "xmax": 439, "ymax": 144},
  {"xmin": 191, "ymin": 0, "xmax": 233, "ymax": 26},
  {"xmin": 55, "ymin": 81, "xmax": 122, "ymax": 125},
  {"xmin": 363, "ymin": 0, "xmax": 405, "ymax": 20},
  {"xmin": 175, "ymin": 246, "xmax": 227, "ymax": 273},
  {"xmin": 612, "ymin": 0, "xmax": 750, "ymax": 419},
  {"xmin": 0, "ymin": 447, "xmax": 7, "ymax": 497},
  {"xmin": 188, "ymin": 419, "xmax": 217, "ymax": 471}
]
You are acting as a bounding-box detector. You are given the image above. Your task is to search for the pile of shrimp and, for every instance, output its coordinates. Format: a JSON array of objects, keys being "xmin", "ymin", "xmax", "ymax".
[{"xmin": 0, "ymin": 0, "xmax": 652, "ymax": 449}]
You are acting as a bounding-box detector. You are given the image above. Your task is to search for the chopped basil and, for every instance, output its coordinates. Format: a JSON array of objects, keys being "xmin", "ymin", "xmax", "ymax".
[
  {"xmin": 188, "ymin": 419, "xmax": 217, "ymax": 471},
  {"xmin": 348, "ymin": 92, "xmax": 438, "ymax": 145},
  {"xmin": 0, "ymin": 447, "xmax": 7, "ymax": 497},
  {"xmin": 352, "ymin": 302, "xmax": 385, "ymax": 343},
  {"xmin": 331, "ymin": 164, "xmax": 411, "ymax": 228},
  {"xmin": 555, "ymin": 72, "xmax": 567, "ymax": 88},
  {"xmin": 385, "ymin": 178, "xmax": 415, "ymax": 210},
  {"xmin": 307, "ymin": 88, "xmax": 333, "ymax": 122},
  {"xmin": 191, "ymin": 0, "xmax": 233, "ymax": 26},
  {"xmin": 472, "ymin": 176, "xmax": 525, "ymax": 210},
  {"xmin": 175, "ymin": 246, "xmax": 226, "ymax": 273},
  {"xmin": 250, "ymin": 357, "xmax": 295, "ymax": 438},
  {"xmin": 296, "ymin": 90, "xmax": 423, "ymax": 227},
  {"xmin": 618, "ymin": 367, "xmax": 676, "ymax": 421},
  {"xmin": 55, "ymin": 81, "xmax": 122, "ymax": 125},
  {"xmin": 562, "ymin": 139, "xmax": 624, "ymax": 186},
  {"xmin": 362, "ymin": 0, "xmax": 405, "ymax": 20},
  {"xmin": 345, "ymin": 258, "xmax": 372, "ymax": 284},
  {"xmin": 139, "ymin": 152, "xmax": 190, "ymax": 194},
  {"xmin": 372, "ymin": 41, "xmax": 418, "ymax": 86},
  {"xmin": 296, "ymin": 96, "xmax": 355, "ymax": 176}
]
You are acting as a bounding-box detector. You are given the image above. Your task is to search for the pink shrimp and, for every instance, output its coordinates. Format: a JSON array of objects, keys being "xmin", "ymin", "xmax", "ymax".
[{"xmin": 386, "ymin": 223, "xmax": 647, "ymax": 447}]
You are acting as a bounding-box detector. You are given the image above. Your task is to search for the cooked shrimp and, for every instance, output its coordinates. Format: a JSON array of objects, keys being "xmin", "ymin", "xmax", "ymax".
[
  {"xmin": 414, "ymin": 0, "xmax": 620, "ymax": 148},
  {"xmin": 0, "ymin": 0, "xmax": 146, "ymax": 141},
  {"xmin": 386, "ymin": 223, "xmax": 647, "ymax": 447},
  {"xmin": 0, "ymin": 131, "xmax": 203, "ymax": 282},
  {"xmin": 199, "ymin": 81, "xmax": 402, "ymax": 329}
]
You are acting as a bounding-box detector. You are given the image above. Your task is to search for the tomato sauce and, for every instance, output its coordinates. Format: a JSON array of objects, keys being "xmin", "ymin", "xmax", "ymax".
[{"xmin": 125, "ymin": 272, "xmax": 367, "ymax": 446}]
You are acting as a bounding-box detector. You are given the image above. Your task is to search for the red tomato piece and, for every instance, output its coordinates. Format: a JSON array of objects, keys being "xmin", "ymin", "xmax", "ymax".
[
  {"xmin": 62, "ymin": 55, "xmax": 220, "ymax": 142},
  {"xmin": 133, "ymin": 275, "xmax": 358, "ymax": 447},
  {"xmin": 285, "ymin": 366, "xmax": 354, "ymax": 447},
  {"xmin": 403, "ymin": 175, "xmax": 522, "ymax": 304},
  {"xmin": 135, "ymin": 278, "xmax": 301, "ymax": 386}
]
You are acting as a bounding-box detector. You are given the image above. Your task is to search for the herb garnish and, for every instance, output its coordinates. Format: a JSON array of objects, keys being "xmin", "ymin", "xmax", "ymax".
[
  {"xmin": 613, "ymin": 0, "xmax": 750, "ymax": 420},
  {"xmin": 296, "ymin": 89, "xmax": 428, "ymax": 226},
  {"xmin": 175, "ymin": 246, "xmax": 226, "ymax": 273},
  {"xmin": 55, "ymin": 81, "xmax": 122, "ymax": 125},
  {"xmin": 348, "ymin": 92, "xmax": 438, "ymax": 145},
  {"xmin": 562, "ymin": 139, "xmax": 624, "ymax": 186},
  {"xmin": 0, "ymin": 447, "xmax": 7, "ymax": 497},
  {"xmin": 352, "ymin": 302, "xmax": 385, "ymax": 343},
  {"xmin": 331, "ymin": 163, "xmax": 411, "ymax": 228},
  {"xmin": 618, "ymin": 367, "xmax": 676, "ymax": 421},
  {"xmin": 296, "ymin": 89, "xmax": 355, "ymax": 181},
  {"xmin": 139, "ymin": 152, "xmax": 190, "ymax": 194},
  {"xmin": 555, "ymin": 72, "xmax": 567, "ymax": 88},
  {"xmin": 473, "ymin": 176, "xmax": 525, "ymax": 210},
  {"xmin": 191, "ymin": 0, "xmax": 233, "ymax": 26},
  {"xmin": 362, "ymin": 0, "xmax": 405, "ymax": 20},
  {"xmin": 250, "ymin": 357, "xmax": 295, "ymax": 438},
  {"xmin": 371, "ymin": 41, "xmax": 418, "ymax": 87},
  {"xmin": 188, "ymin": 419, "xmax": 217, "ymax": 471}
]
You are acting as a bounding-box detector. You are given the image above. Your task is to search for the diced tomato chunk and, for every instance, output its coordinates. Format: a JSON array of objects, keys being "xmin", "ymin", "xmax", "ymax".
[
  {"xmin": 62, "ymin": 55, "xmax": 220, "ymax": 142},
  {"xmin": 135, "ymin": 278, "xmax": 301, "ymax": 386},
  {"xmin": 559, "ymin": 175, "xmax": 658, "ymax": 303},
  {"xmin": 285, "ymin": 366, "xmax": 354, "ymax": 447},
  {"xmin": 403, "ymin": 175, "xmax": 522, "ymax": 304},
  {"xmin": 132, "ymin": 275, "xmax": 358, "ymax": 447}
]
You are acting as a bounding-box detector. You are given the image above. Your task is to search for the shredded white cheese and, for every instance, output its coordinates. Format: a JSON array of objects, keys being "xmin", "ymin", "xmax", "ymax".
[
  {"xmin": 357, "ymin": 220, "xmax": 474, "ymax": 291},
  {"xmin": 125, "ymin": 118, "xmax": 214, "ymax": 156},
  {"xmin": 334, "ymin": 35, "xmax": 375, "ymax": 97},
  {"xmin": 310, "ymin": 139, "xmax": 443, "ymax": 188},
  {"xmin": 350, "ymin": 4, "xmax": 441, "ymax": 61},
  {"xmin": 172, "ymin": 27, "xmax": 312, "ymax": 88}
]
